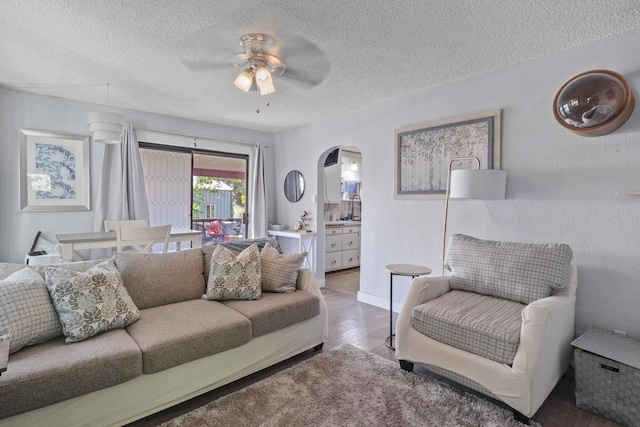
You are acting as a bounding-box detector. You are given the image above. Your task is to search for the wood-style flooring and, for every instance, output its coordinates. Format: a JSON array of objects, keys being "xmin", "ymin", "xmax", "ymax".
[
  {"xmin": 324, "ymin": 267, "xmax": 360, "ymax": 295},
  {"xmin": 130, "ymin": 276, "xmax": 620, "ymax": 427}
]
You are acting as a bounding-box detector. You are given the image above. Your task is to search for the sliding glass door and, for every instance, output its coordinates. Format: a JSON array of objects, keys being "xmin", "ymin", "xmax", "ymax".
[{"xmin": 139, "ymin": 144, "xmax": 248, "ymax": 246}]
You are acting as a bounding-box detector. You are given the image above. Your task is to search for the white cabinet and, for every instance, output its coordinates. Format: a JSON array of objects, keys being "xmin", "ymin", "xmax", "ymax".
[{"xmin": 325, "ymin": 224, "xmax": 360, "ymax": 272}]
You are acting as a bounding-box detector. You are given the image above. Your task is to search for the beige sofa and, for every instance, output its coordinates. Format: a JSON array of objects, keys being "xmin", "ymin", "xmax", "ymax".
[{"xmin": 0, "ymin": 242, "xmax": 327, "ymax": 427}]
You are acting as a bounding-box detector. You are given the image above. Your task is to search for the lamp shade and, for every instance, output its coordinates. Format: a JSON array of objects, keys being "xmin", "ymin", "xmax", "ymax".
[
  {"xmin": 87, "ymin": 111, "xmax": 126, "ymax": 144},
  {"xmin": 234, "ymin": 69, "xmax": 254, "ymax": 92},
  {"xmin": 255, "ymin": 66, "xmax": 275, "ymax": 95},
  {"xmin": 449, "ymin": 169, "xmax": 506, "ymax": 200}
]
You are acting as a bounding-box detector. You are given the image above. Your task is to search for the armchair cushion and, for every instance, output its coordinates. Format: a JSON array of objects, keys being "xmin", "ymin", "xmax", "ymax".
[
  {"xmin": 412, "ymin": 290, "xmax": 525, "ymax": 365},
  {"xmin": 444, "ymin": 234, "xmax": 573, "ymax": 304}
]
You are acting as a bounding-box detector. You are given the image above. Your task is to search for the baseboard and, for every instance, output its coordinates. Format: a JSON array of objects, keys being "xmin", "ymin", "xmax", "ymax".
[{"xmin": 357, "ymin": 291, "xmax": 403, "ymax": 313}]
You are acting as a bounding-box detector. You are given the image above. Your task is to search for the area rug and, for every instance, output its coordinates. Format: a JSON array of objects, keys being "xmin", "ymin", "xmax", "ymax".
[{"xmin": 161, "ymin": 344, "xmax": 538, "ymax": 427}]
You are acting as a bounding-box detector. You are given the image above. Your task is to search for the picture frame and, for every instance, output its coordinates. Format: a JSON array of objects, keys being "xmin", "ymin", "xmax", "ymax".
[
  {"xmin": 394, "ymin": 110, "xmax": 501, "ymax": 199},
  {"xmin": 19, "ymin": 129, "xmax": 91, "ymax": 212}
]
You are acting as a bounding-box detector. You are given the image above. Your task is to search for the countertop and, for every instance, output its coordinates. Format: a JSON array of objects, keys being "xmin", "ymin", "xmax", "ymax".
[{"xmin": 325, "ymin": 220, "xmax": 362, "ymax": 226}]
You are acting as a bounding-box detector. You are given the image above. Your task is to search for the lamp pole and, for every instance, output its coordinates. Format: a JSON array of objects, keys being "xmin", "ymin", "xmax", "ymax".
[{"xmin": 442, "ymin": 156, "xmax": 480, "ymax": 275}]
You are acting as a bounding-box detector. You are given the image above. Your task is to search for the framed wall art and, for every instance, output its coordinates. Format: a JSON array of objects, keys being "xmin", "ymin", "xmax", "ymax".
[
  {"xmin": 19, "ymin": 129, "xmax": 91, "ymax": 212},
  {"xmin": 394, "ymin": 110, "xmax": 501, "ymax": 199}
]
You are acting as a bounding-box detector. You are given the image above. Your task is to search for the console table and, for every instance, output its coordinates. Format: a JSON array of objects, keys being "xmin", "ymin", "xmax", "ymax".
[
  {"xmin": 56, "ymin": 229, "xmax": 202, "ymax": 262},
  {"xmin": 384, "ymin": 264, "xmax": 432, "ymax": 350}
]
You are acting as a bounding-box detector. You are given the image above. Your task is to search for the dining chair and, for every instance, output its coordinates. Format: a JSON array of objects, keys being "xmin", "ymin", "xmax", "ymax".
[
  {"xmin": 116, "ymin": 225, "xmax": 171, "ymax": 253},
  {"xmin": 104, "ymin": 220, "xmax": 148, "ymax": 256}
]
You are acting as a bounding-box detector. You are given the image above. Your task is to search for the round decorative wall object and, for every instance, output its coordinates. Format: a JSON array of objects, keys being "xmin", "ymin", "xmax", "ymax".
[{"xmin": 553, "ymin": 69, "xmax": 635, "ymax": 137}]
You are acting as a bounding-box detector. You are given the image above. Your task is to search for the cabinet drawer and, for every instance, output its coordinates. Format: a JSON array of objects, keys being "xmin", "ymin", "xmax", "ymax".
[
  {"xmin": 342, "ymin": 250, "xmax": 359, "ymax": 268},
  {"xmin": 342, "ymin": 234, "xmax": 360, "ymax": 250},
  {"xmin": 343, "ymin": 225, "xmax": 360, "ymax": 235},
  {"xmin": 326, "ymin": 235, "xmax": 343, "ymax": 252},
  {"xmin": 326, "ymin": 252, "xmax": 343, "ymax": 270},
  {"xmin": 325, "ymin": 226, "xmax": 342, "ymax": 235}
]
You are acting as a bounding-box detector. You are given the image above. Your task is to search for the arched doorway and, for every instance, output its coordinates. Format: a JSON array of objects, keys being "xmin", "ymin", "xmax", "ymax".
[{"xmin": 316, "ymin": 145, "xmax": 363, "ymax": 295}]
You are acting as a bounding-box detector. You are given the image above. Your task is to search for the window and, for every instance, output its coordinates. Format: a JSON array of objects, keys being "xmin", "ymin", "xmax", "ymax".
[{"xmin": 204, "ymin": 204, "xmax": 215, "ymax": 219}]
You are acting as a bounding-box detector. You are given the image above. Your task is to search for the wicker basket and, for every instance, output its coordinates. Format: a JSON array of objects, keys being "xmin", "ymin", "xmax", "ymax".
[
  {"xmin": 268, "ymin": 224, "xmax": 288, "ymax": 231},
  {"xmin": 572, "ymin": 328, "xmax": 640, "ymax": 426}
]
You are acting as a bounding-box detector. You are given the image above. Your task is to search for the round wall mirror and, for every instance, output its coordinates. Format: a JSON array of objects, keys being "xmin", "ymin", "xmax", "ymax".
[{"xmin": 284, "ymin": 170, "xmax": 305, "ymax": 202}]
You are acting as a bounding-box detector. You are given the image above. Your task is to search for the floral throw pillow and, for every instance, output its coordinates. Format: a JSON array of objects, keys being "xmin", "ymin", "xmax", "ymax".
[
  {"xmin": 203, "ymin": 243, "xmax": 261, "ymax": 301},
  {"xmin": 45, "ymin": 260, "xmax": 140, "ymax": 343}
]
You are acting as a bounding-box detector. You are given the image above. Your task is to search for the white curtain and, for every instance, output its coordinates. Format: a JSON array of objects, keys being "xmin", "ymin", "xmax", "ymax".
[
  {"xmin": 249, "ymin": 143, "xmax": 267, "ymax": 238},
  {"xmin": 92, "ymin": 125, "xmax": 149, "ymax": 258}
]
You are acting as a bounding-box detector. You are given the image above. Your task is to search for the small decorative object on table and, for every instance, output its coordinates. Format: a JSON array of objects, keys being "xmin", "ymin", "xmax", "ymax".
[
  {"xmin": 295, "ymin": 211, "xmax": 311, "ymax": 231},
  {"xmin": 571, "ymin": 327, "xmax": 640, "ymax": 426}
]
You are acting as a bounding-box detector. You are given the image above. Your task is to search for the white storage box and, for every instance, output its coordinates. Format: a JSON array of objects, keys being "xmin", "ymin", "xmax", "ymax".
[
  {"xmin": 571, "ymin": 328, "xmax": 640, "ymax": 426},
  {"xmin": 24, "ymin": 253, "xmax": 62, "ymax": 265}
]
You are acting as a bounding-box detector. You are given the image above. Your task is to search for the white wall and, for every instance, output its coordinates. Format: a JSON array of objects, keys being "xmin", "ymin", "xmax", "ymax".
[
  {"xmin": 0, "ymin": 89, "xmax": 275, "ymax": 263},
  {"xmin": 274, "ymin": 29, "xmax": 640, "ymax": 338}
]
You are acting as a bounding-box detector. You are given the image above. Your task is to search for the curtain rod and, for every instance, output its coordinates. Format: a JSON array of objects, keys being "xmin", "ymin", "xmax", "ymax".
[{"xmin": 135, "ymin": 127, "xmax": 259, "ymax": 148}]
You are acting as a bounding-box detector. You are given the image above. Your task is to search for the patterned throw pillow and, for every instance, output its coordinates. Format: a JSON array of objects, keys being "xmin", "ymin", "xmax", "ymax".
[
  {"xmin": 0, "ymin": 268, "xmax": 63, "ymax": 354},
  {"xmin": 45, "ymin": 260, "xmax": 140, "ymax": 343},
  {"xmin": 203, "ymin": 244, "xmax": 261, "ymax": 301},
  {"xmin": 444, "ymin": 234, "xmax": 573, "ymax": 304},
  {"xmin": 260, "ymin": 242, "xmax": 306, "ymax": 293}
]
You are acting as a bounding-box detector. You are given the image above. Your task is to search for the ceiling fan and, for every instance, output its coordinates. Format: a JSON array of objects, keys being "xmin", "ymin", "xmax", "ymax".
[
  {"xmin": 182, "ymin": 32, "xmax": 329, "ymax": 93},
  {"xmin": 233, "ymin": 33, "xmax": 285, "ymax": 95}
]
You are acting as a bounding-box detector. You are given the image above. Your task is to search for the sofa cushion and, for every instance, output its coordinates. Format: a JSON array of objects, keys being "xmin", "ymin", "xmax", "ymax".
[
  {"xmin": 114, "ymin": 249, "xmax": 205, "ymax": 309},
  {"xmin": 412, "ymin": 290, "xmax": 524, "ymax": 365},
  {"xmin": 125, "ymin": 299, "xmax": 252, "ymax": 374},
  {"xmin": 223, "ymin": 291, "xmax": 320, "ymax": 337},
  {"xmin": 203, "ymin": 244, "xmax": 261, "ymax": 301},
  {"xmin": 45, "ymin": 260, "xmax": 140, "ymax": 343},
  {"xmin": 0, "ymin": 329, "xmax": 141, "ymax": 419},
  {"xmin": 0, "ymin": 268, "xmax": 63, "ymax": 354},
  {"xmin": 260, "ymin": 242, "xmax": 306, "ymax": 293},
  {"xmin": 444, "ymin": 234, "xmax": 573, "ymax": 304},
  {"xmin": 202, "ymin": 238, "xmax": 280, "ymax": 283}
]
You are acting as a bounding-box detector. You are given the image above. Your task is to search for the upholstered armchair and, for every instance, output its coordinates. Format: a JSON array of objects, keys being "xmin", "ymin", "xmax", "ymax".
[{"xmin": 396, "ymin": 234, "xmax": 577, "ymax": 422}]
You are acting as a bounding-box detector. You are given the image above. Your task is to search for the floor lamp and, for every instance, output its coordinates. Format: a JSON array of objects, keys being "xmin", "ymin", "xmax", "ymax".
[{"xmin": 442, "ymin": 157, "xmax": 507, "ymax": 275}]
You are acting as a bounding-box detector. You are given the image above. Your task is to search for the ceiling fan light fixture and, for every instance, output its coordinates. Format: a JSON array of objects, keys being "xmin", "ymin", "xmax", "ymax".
[
  {"xmin": 234, "ymin": 68, "xmax": 254, "ymax": 92},
  {"xmin": 255, "ymin": 66, "xmax": 275, "ymax": 95}
]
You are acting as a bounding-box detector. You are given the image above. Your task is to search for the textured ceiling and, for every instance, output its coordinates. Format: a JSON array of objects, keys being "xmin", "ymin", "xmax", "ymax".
[{"xmin": 2, "ymin": 1, "xmax": 640, "ymax": 133}]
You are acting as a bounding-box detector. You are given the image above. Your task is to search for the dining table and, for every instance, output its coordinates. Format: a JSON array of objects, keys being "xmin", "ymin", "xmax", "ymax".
[{"xmin": 55, "ymin": 228, "xmax": 202, "ymax": 262}]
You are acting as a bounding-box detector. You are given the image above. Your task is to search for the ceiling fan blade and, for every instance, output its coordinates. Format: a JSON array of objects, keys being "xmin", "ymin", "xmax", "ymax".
[
  {"xmin": 282, "ymin": 67, "xmax": 328, "ymax": 89},
  {"xmin": 182, "ymin": 59, "xmax": 245, "ymax": 72},
  {"xmin": 277, "ymin": 35, "xmax": 330, "ymax": 90}
]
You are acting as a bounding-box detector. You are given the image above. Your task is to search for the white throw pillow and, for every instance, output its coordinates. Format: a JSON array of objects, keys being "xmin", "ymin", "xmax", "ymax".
[
  {"xmin": 0, "ymin": 267, "xmax": 63, "ymax": 354},
  {"xmin": 45, "ymin": 260, "xmax": 140, "ymax": 343}
]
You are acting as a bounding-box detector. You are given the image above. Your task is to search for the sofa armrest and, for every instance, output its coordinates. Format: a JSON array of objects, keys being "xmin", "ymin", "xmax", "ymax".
[
  {"xmin": 513, "ymin": 293, "xmax": 576, "ymax": 405},
  {"xmin": 296, "ymin": 268, "xmax": 319, "ymax": 293},
  {"xmin": 296, "ymin": 268, "xmax": 328, "ymax": 323},
  {"xmin": 400, "ymin": 276, "xmax": 451, "ymax": 311},
  {"xmin": 396, "ymin": 276, "xmax": 451, "ymax": 346}
]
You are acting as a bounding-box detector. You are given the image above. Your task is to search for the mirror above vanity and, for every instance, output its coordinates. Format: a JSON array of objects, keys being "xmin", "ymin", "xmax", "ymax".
[{"xmin": 284, "ymin": 170, "xmax": 305, "ymax": 202}]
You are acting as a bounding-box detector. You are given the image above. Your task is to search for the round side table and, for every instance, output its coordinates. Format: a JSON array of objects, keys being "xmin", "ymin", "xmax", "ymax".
[{"xmin": 384, "ymin": 263, "xmax": 432, "ymax": 350}]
